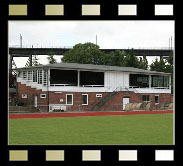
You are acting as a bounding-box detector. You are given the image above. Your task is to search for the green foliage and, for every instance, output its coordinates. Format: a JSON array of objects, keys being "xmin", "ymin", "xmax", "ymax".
[
  {"xmin": 138, "ymin": 56, "xmax": 148, "ymax": 70},
  {"xmin": 109, "ymin": 50, "xmax": 126, "ymax": 66},
  {"xmin": 25, "ymin": 55, "xmax": 41, "ymax": 67},
  {"xmin": 150, "ymin": 58, "xmax": 167, "ymax": 72},
  {"xmin": 47, "ymin": 51, "xmax": 57, "ymax": 64},
  {"xmin": 62, "ymin": 43, "xmax": 148, "ymax": 69},
  {"xmin": 62, "ymin": 42, "xmax": 107, "ymax": 65},
  {"xmin": 150, "ymin": 51, "xmax": 173, "ymax": 74},
  {"xmin": 167, "ymin": 51, "xmax": 173, "ymax": 66},
  {"xmin": 25, "ymin": 58, "xmax": 31, "ymax": 67},
  {"xmin": 32, "ymin": 55, "xmax": 41, "ymax": 66},
  {"xmin": 123, "ymin": 49, "xmax": 139, "ymax": 68}
]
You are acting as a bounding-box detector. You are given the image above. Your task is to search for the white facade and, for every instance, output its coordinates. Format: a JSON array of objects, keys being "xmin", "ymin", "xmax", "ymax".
[
  {"xmin": 17, "ymin": 68, "xmax": 171, "ymax": 94},
  {"xmin": 104, "ymin": 71, "xmax": 129, "ymax": 88}
]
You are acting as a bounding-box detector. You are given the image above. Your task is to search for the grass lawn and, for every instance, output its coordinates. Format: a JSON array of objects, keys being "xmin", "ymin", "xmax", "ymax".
[{"xmin": 9, "ymin": 114, "xmax": 173, "ymax": 145}]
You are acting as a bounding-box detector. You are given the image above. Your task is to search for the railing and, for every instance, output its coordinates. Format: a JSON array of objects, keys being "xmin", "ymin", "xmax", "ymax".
[
  {"xmin": 50, "ymin": 84, "xmax": 76, "ymax": 86},
  {"xmin": 152, "ymin": 87, "xmax": 169, "ymax": 89},
  {"xmin": 9, "ymin": 45, "xmax": 74, "ymax": 49},
  {"xmin": 50, "ymin": 84, "xmax": 105, "ymax": 87},
  {"xmin": 81, "ymin": 85, "xmax": 104, "ymax": 87},
  {"xmin": 9, "ymin": 45, "xmax": 173, "ymax": 50},
  {"xmin": 108, "ymin": 86, "xmax": 170, "ymax": 92}
]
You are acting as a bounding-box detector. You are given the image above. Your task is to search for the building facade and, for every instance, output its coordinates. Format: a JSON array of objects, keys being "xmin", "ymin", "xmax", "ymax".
[{"xmin": 15, "ymin": 63, "xmax": 172, "ymax": 112}]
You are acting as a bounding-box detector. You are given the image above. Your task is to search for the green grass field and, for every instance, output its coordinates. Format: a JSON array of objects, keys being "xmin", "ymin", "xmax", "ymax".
[{"xmin": 9, "ymin": 114, "xmax": 173, "ymax": 145}]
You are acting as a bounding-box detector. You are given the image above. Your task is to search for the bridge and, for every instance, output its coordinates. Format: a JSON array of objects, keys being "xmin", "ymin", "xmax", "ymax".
[{"xmin": 9, "ymin": 47, "xmax": 173, "ymax": 69}]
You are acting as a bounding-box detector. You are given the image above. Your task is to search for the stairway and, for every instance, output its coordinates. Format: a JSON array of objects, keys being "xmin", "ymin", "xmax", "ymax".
[{"xmin": 92, "ymin": 91, "xmax": 119, "ymax": 111}]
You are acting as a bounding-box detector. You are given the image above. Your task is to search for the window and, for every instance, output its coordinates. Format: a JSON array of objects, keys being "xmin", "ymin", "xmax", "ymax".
[
  {"xmin": 130, "ymin": 74, "xmax": 149, "ymax": 88},
  {"xmin": 38, "ymin": 70, "xmax": 43, "ymax": 84},
  {"xmin": 28, "ymin": 71, "xmax": 33, "ymax": 81},
  {"xmin": 155, "ymin": 95, "xmax": 159, "ymax": 104},
  {"xmin": 164, "ymin": 76, "xmax": 169, "ymax": 88},
  {"xmin": 151, "ymin": 75, "xmax": 170, "ymax": 88},
  {"xmin": 66, "ymin": 94, "xmax": 73, "ymax": 105},
  {"xmin": 23, "ymin": 71, "xmax": 27, "ymax": 80},
  {"xmin": 82, "ymin": 94, "xmax": 88, "ymax": 105},
  {"xmin": 43, "ymin": 70, "xmax": 48, "ymax": 86},
  {"xmin": 33, "ymin": 70, "xmax": 37, "ymax": 82},
  {"xmin": 142, "ymin": 95, "xmax": 150, "ymax": 103},
  {"xmin": 40, "ymin": 94, "xmax": 46, "ymax": 98},
  {"xmin": 96, "ymin": 94, "xmax": 102, "ymax": 97},
  {"xmin": 22, "ymin": 94, "xmax": 27, "ymax": 98}
]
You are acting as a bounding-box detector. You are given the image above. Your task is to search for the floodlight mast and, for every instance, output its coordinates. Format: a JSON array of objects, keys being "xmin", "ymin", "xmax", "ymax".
[{"xmin": 20, "ymin": 34, "xmax": 22, "ymax": 48}]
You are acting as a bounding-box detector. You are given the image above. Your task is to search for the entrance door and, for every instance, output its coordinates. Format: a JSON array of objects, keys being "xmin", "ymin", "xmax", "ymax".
[
  {"xmin": 123, "ymin": 98, "xmax": 129, "ymax": 110},
  {"xmin": 34, "ymin": 95, "xmax": 37, "ymax": 107}
]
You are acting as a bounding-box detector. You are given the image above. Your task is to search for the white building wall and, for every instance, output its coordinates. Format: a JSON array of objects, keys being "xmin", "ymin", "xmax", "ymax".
[{"xmin": 104, "ymin": 71, "xmax": 129, "ymax": 87}]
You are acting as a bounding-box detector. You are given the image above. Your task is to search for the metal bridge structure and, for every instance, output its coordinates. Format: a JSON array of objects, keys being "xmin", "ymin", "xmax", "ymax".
[{"xmin": 9, "ymin": 47, "xmax": 173, "ymax": 70}]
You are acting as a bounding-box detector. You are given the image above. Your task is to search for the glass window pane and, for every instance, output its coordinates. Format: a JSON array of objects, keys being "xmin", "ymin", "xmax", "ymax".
[
  {"xmin": 142, "ymin": 95, "xmax": 150, "ymax": 103},
  {"xmin": 67, "ymin": 95, "xmax": 73, "ymax": 104},
  {"xmin": 155, "ymin": 96, "xmax": 159, "ymax": 103},
  {"xmin": 82, "ymin": 95, "xmax": 88, "ymax": 105}
]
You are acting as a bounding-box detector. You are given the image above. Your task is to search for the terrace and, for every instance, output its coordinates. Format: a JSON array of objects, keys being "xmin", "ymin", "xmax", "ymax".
[
  {"xmin": 50, "ymin": 69, "xmax": 104, "ymax": 87},
  {"xmin": 16, "ymin": 63, "xmax": 171, "ymax": 93}
]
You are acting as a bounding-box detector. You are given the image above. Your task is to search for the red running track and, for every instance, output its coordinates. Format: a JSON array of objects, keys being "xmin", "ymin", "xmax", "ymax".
[{"xmin": 9, "ymin": 110, "xmax": 173, "ymax": 119}]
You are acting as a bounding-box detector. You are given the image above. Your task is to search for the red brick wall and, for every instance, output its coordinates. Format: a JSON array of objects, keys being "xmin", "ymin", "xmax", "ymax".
[
  {"xmin": 49, "ymin": 92, "xmax": 109, "ymax": 111},
  {"xmin": 17, "ymin": 83, "xmax": 48, "ymax": 112},
  {"xmin": 17, "ymin": 82, "xmax": 173, "ymax": 112}
]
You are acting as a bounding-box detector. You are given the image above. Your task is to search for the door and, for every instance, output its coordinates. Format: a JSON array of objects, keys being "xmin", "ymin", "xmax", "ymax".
[
  {"xmin": 123, "ymin": 98, "xmax": 129, "ymax": 110},
  {"xmin": 34, "ymin": 95, "xmax": 37, "ymax": 107}
]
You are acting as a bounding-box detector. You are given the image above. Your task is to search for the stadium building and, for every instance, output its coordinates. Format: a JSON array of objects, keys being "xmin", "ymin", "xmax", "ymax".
[{"xmin": 15, "ymin": 63, "xmax": 173, "ymax": 112}]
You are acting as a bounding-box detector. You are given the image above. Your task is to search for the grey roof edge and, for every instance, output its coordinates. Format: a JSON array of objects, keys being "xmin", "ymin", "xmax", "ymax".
[{"xmin": 13, "ymin": 62, "xmax": 172, "ymax": 75}]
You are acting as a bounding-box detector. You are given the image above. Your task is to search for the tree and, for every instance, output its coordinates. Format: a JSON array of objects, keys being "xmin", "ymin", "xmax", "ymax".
[
  {"xmin": 32, "ymin": 55, "xmax": 41, "ymax": 66},
  {"xmin": 62, "ymin": 42, "xmax": 108, "ymax": 65},
  {"xmin": 165, "ymin": 51, "xmax": 173, "ymax": 73},
  {"xmin": 123, "ymin": 49, "xmax": 140, "ymax": 68},
  {"xmin": 150, "ymin": 58, "xmax": 167, "ymax": 72},
  {"xmin": 109, "ymin": 50, "xmax": 126, "ymax": 66},
  {"xmin": 138, "ymin": 56, "xmax": 148, "ymax": 70},
  {"xmin": 25, "ymin": 55, "xmax": 41, "ymax": 67},
  {"xmin": 47, "ymin": 51, "xmax": 57, "ymax": 64},
  {"xmin": 25, "ymin": 58, "xmax": 31, "ymax": 67}
]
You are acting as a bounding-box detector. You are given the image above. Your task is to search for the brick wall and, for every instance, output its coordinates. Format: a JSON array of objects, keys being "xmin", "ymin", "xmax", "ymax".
[
  {"xmin": 17, "ymin": 82, "xmax": 173, "ymax": 112},
  {"xmin": 17, "ymin": 83, "xmax": 48, "ymax": 112}
]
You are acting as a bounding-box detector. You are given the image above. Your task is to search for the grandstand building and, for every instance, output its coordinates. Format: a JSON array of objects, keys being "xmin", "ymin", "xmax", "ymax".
[{"xmin": 15, "ymin": 63, "xmax": 173, "ymax": 112}]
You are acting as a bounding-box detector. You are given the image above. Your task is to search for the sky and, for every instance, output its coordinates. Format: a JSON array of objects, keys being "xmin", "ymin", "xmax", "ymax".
[{"xmin": 8, "ymin": 21, "xmax": 174, "ymax": 68}]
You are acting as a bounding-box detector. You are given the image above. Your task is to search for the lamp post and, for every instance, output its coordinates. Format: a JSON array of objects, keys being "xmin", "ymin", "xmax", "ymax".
[{"xmin": 20, "ymin": 34, "xmax": 22, "ymax": 48}]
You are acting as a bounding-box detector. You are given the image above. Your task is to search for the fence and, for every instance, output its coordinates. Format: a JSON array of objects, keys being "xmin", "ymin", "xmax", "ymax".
[{"xmin": 9, "ymin": 102, "xmax": 174, "ymax": 114}]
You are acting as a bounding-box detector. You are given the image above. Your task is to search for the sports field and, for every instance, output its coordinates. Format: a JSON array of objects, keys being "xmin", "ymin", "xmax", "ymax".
[{"xmin": 9, "ymin": 113, "xmax": 173, "ymax": 145}]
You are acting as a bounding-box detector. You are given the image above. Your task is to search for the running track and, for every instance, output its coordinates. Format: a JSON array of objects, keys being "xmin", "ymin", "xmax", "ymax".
[{"xmin": 9, "ymin": 110, "xmax": 173, "ymax": 119}]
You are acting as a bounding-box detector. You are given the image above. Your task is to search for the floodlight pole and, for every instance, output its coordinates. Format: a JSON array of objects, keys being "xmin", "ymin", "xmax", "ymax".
[{"xmin": 20, "ymin": 34, "xmax": 22, "ymax": 48}]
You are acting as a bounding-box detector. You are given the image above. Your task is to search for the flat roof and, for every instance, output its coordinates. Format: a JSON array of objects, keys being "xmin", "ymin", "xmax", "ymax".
[{"xmin": 15, "ymin": 62, "xmax": 171, "ymax": 75}]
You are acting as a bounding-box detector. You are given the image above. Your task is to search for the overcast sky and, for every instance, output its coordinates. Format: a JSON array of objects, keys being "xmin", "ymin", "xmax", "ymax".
[{"xmin": 9, "ymin": 21, "xmax": 174, "ymax": 67}]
